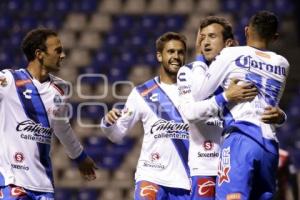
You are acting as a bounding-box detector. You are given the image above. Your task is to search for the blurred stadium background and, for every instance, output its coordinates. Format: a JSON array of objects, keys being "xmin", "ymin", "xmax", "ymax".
[{"xmin": 0, "ymin": 0, "xmax": 299, "ymax": 199}]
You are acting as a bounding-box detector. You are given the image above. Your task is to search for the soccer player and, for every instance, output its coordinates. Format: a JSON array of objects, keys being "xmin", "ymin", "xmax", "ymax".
[
  {"xmin": 177, "ymin": 16, "xmax": 286, "ymax": 200},
  {"xmin": 0, "ymin": 28, "xmax": 97, "ymax": 199},
  {"xmin": 100, "ymin": 32, "xmax": 256, "ymax": 200},
  {"xmin": 188, "ymin": 11, "xmax": 289, "ymax": 199}
]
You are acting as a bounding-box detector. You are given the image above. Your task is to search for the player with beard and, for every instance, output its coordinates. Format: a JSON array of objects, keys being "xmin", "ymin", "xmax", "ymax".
[
  {"xmin": 179, "ymin": 11, "xmax": 288, "ymax": 199},
  {"xmin": 100, "ymin": 32, "xmax": 259, "ymax": 200},
  {"xmin": 177, "ymin": 16, "xmax": 286, "ymax": 200},
  {"xmin": 0, "ymin": 28, "xmax": 97, "ymax": 200}
]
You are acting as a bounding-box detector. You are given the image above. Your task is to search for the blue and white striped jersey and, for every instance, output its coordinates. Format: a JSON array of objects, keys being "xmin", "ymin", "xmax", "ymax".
[
  {"xmin": 0, "ymin": 69, "xmax": 83, "ymax": 192},
  {"xmin": 100, "ymin": 77, "xmax": 224, "ymax": 190},
  {"xmin": 197, "ymin": 46, "xmax": 289, "ymax": 152},
  {"xmin": 177, "ymin": 61, "xmax": 226, "ymax": 176}
]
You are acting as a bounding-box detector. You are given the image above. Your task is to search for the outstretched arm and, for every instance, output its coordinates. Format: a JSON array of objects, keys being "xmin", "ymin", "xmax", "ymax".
[{"xmin": 100, "ymin": 89, "xmax": 141, "ymax": 143}]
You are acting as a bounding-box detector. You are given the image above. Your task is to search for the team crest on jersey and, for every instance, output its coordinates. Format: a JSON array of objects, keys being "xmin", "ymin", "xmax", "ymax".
[
  {"xmin": 139, "ymin": 181, "xmax": 158, "ymax": 199},
  {"xmin": 197, "ymin": 177, "xmax": 215, "ymax": 197},
  {"xmin": 0, "ymin": 76, "xmax": 7, "ymax": 87},
  {"xmin": 53, "ymin": 94, "xmax": 62, "ymax": 105},
  {"xmin": 0, "ymin": 189, "xmax": 3, "ymax": 198},
  {"xmin": 217, "ymin": 147, "xmax": 231, "ymax": 186}
]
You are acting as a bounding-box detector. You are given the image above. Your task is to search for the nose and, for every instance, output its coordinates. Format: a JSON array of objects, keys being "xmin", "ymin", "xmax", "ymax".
[
  {"xmin": 60, "ymin": 51, "xmax": 66, "ymax": 60},
  {"xmin": 173, "ymin": 51, "xmax": 180, "ymax": 59},
  {"xmin": 202, "ymin": 37, "xmax": 210, "ymax": 46}
]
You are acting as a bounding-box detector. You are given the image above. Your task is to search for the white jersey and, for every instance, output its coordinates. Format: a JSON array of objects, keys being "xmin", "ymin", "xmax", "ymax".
[
  {"xmin": 198, "ymin": 46, "xmax": 289, "ymax": 152},
  {"xmin": 177, "ymin": 61, "xmax": 226, "ymax": 176},
  {"xmin": 100, "ymin": 77, "xmax": 223, "ymax": 190},
  {"xmin": 0, "ymin": 69, "xmax": 84, "ymax": 192}
]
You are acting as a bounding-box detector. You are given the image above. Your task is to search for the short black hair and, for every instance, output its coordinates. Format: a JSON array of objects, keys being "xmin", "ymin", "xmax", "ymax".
[
  {"xmin": 249, "ymin": 10, "xmax": 278, "ymax": 40},
  {"xmin": 156, "ymin": 32, "xmax": 187, "ymax": 53},
  {"xmin": 200, "ymin": 16, "xmax": 234, "ymax": 41},
  {"xmin": 21, "ymin": 28, "xmax": 57, "ymax": 61}
]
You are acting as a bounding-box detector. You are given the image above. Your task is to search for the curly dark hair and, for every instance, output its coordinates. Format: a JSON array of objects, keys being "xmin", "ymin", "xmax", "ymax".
[
  {"xmin": 21, "ymin": 28, "xmax": 57, "ymax": 61},
  {"xmin": 248, "ymin": 10, "xmax": 278, "ymax": 40},
  {"xmin": 199, "ymin": 16, "xmax": 234, "ymax": 41},
  {"xmin": 156, "ymin": 32, "xmax": 187, "ymax": 53}
]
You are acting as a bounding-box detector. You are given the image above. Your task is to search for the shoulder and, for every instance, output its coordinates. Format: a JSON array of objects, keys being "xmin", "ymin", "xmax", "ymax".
[
  {"xmin": 220, "ymin": 46, "xmax": 244, "ymax": 56},
  {"xmin": 277, "ymin": 54, "xmax": 289, "ymax": 67},
  {"xmin": 0, "ymin": 69, "xmax": 14, "ymax": 86},
  {"xmin": 179, "ymin": 61, "xmax": 208, "ymax": 77},
  {"xmin": 184, "ymin": 61, "xmax": 208, "ymax": 71},
  {"xmin": 211, "ymin": 46, "xmax": 245, "ymax": 64},
  {"xmin": 49, "ymin": 74, "xmax": 69, "ymax": 96},
  {"xmin": 0, "ymin": 69, "xmax": 13, "ymax": 78},
  {"xmin": 135, "ymin": 78, "xmax": 157, "ymax": 94},
  {"xmin": 49, "ymin": 74, "xmax": 66, "ymax": 83},
  {"xmin": 266, "ymin": 51, "xmax": 289, "ymax": 68}
]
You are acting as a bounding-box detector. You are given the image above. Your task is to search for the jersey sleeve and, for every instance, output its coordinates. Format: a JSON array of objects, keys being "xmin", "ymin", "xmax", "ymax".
[
  {"xmin": 275, "ymin": 55, "xmax": 290, "ymax": 103},
  {"xmin": 0, "ymin": 70, "xmax": 12, "ymax": 100},
  {"xmin": 177, "ymin": 64, "xmax": 228, "ymax": 122},
  {"xmin": 52, "ymin": 116, "xmax": 84, "ymax": 159},
  {"xmin": 51, "ymin": 94, "xmax": 84, "ymax": 160},
  {"xmin": 100, "ymin": 88, "xmax": 141, "ymax": 143}
]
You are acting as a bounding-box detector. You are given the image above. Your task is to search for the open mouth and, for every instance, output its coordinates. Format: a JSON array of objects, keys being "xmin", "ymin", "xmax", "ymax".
[
  {"xmin": 170, "ymin": 63, "xmax": 181, "ymax": 68},
  {"xmin": 204, "ymin": 48, "xmax": 212, "ymax": 53}
]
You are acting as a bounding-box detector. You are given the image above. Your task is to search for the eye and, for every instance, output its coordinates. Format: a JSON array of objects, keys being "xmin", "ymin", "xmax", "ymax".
[
  {"xmin": 55, "ymin": 47, "xmax": 63, "ymax": 54},
  {"xmin": 167, "ymin": 49, "xmax": 175, "ymax": 54}
]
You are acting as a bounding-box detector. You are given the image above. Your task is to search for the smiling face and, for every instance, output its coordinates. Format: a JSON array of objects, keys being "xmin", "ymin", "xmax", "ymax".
[
  {"xmin": 157, "ymin": 39, "xmax": 186, "ymax": 76},
  {"xmin": 40, "ymin": 36, "xmax": 65, "ymax": 72},
  {"xmin": 199, "ymin": 23, "xmax": 227, "ymax": 62}
]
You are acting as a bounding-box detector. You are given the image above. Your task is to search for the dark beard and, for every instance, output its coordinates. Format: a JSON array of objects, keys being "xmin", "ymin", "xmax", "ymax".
[{"xmin": 163, "ymin": 66, "xmax": 178, "ymax": 76}]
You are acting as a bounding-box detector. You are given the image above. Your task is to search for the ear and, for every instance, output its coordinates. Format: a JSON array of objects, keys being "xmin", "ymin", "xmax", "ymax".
[
  {"xmin": 35, "ymin": 49, "xmax": 44, "ymax": 60},
  {"xmin": 225, "ymin": 38, "xmax": 239, "ymax": 47},
  {"xmin": 156, "ymin": 51, "xmax": 162, "ymax": 62},
  {"xmin": 245, "ymin": 26, "xmax": 249, "ymax": 39},
  {"xmin": 272, "ymin": 33, "xmax": 279, "ymax": 41}
]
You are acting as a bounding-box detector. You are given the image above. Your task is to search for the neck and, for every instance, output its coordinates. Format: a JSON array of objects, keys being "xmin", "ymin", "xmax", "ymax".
[
  {"xmin": 27, "ymin": 61, "xmax": 49, "ymax": 82},
  {"xmin": 247, "ymin": 37, "xmax": 268, "ymax": 50},
  {"xmin": 159, "ymin": 67, "xmax": 176, "ymax": 84}
]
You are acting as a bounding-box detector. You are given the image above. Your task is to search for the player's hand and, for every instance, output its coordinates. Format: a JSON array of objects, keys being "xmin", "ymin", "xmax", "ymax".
[
  {"xmin": 195, "ymin": 28, "xmax": 203, "ymax": 56},
  {"xmin": 78, "ymin": 156, "xmax": 98, "ymax": 181},
  {"xmin": 104, "ymin": 108, "xmax": 122, "ymax": 125},
  {"xmin": 225, "ymin": 79, "xmax": 258, "ymax": 103},
  {"xmin": 261, "ymin": 106, "xmax": 285, "ymax": 124}
]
